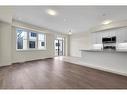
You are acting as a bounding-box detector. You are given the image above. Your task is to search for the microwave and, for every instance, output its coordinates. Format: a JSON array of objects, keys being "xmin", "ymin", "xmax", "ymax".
[{"xmin": 102, "ymin": 36, "xmax": 116, "ymax": 43}]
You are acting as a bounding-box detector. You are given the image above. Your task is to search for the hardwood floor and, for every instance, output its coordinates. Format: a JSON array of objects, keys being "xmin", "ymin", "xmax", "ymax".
[{"xmin": 0, "ymin": 57, "xmax": 127, "ymax": 89}]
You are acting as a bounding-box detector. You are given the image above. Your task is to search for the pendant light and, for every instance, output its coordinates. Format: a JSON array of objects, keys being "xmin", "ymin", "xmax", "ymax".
[{"xmin": 68, "ymin": 29, "xmax": 72, "ymax": 35}]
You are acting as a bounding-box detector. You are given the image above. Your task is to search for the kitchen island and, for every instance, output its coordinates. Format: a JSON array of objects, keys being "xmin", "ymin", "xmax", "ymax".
[{"xmin": 81, "ymin": 49, "xmax": 127, "ymax": 76}]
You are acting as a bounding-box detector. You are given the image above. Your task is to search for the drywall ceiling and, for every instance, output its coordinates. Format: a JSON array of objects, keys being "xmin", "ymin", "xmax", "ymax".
[{"xmin": 12, "ymin": 6, "xmax": 127, "ymax": 33}]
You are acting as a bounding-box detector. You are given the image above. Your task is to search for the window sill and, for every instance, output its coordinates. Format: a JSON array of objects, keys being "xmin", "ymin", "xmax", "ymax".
[{"xmin": 16, "ymin": 49, "xmax": 47, "ymax": 52}]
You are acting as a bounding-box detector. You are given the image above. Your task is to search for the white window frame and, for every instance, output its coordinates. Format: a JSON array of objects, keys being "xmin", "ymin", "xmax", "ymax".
[
  {"xmin": 38, "ymin": 33, "xmax": 46, "ymax": 50},
  {"xmin": 28, "ymin": 31, "xmax": 38, "ymax": 50},
  {"xmin": 16, "ymin": 28, "xmax": 47, "ymax": 51},
  {"xmin": 16, "ymin": 28, "xmax": 28, "ymax": 50}
]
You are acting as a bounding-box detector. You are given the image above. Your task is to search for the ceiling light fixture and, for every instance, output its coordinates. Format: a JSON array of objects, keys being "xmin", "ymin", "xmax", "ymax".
[
  {"xmin": 102, "ymin": 20, "xmax": 112, "ymax": 25},
  {"xmin": 68, "ymin": 29, "xmax": 72, "ymax": 35},
  {"xmin": 46, "ymin": 9, "xmax": 57, "ymax": 16}
]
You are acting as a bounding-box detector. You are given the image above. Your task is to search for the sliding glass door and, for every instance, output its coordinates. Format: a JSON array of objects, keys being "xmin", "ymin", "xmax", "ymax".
[{"xmin": 55, "ymin": 38, "xmax": 64, "ymax": 56}]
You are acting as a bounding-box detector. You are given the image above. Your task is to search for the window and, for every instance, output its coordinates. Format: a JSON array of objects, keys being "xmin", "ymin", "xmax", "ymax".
[
  {"xmin": 56, "ymin": 43, "xmax": 60, "ymax": 46},
  {"xmin": 29, "ymin": 32, "xmax": 37, "ymax": 49},
  {"xmin": 29, "ymin": 41, "xmax": 36, "ymax": 48},
  {"xmin": 16, "ymin": 28, "xmax": 46, "ymax": 50},
  {"xmin": 38, "ymin": 33, "xmax": 46, "ymax": 49},
  {"xmin": 16, "ymin": 29, "xmax": 27, "ymax": 50},
  {"xmin": 31, "ymin": 32, "xmax": 37, "ymax": 37}
]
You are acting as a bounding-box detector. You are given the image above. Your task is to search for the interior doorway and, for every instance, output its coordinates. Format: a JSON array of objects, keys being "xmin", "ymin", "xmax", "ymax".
[{"xmin": 55, "ymin": 37, "xmax": 64, "ymax": 56}]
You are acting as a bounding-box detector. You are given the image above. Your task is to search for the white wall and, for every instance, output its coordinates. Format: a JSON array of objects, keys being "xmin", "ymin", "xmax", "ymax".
[
  {"xmin": 11, "ymin": 21, "xmax": 69, "ymax": 63},
  {"xmin": 0, "ymin": 7, "xmax": 12, "ymax": 23},
  {"xmin": 0, "ymin": 7, "xmax": 12, "ymax": 66},
  {"xmin": 11, "ymin": 27, "xmax": 55, "ymax": 63},
  {"xmin": 0, "ymin": 22, "xmax": 12, "ymax": 66},
  {"xmin": 0, "ymin": 20, "xmax": 69, "ymax": 66},
  {"xmin": 0, "ymin": 23, "xmax": 1, "ymax": 64},
  {"xmin": 70, "ymin": 32, "xmax": 92, "ymax": 57}
]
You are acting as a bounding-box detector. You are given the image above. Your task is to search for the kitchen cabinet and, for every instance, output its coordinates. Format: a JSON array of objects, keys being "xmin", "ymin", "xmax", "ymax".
[
  {"xmin": 91, "ymin": 32, "xmax": 97, "ymax": 44},
  {"xmin": 102, "ymin": 31, "xmax": 109, "ymax": 38},
  {"xmin": 92, "ymin": 31, "xmax": 116, "ymax": 44},
  {"xmin": 101, "ymin": 30, "xmax": 116, "ymax": 38},
  {"xmin": 109, "ymin": 30, "xmax": 116, "ymax": 37},
  {"xmin": 97, "ymin": 32, "xmax": 102, "ymax": 44},
  {"xmin": 92, "ymin": 32, "xmax": 102, "ymax": 44},
  {"xmin": 124, "ymin": 31, "xmax": 127, "ymax": 42},
  {"xmin": 116, "ymin": 28, "xmax": 127, "ymax": 43},
  {"xmin": 92, "ymin": 27, "xmax": 127, "ymax": 50}
]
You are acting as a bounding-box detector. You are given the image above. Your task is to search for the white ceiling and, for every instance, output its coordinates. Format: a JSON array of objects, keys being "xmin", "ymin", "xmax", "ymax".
[{"xmin": 12, "ymin": 6, "xmax": 127, "ymax": 33}]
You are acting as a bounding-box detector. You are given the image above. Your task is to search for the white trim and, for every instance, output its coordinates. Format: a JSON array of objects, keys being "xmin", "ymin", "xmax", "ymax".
[
  {"xmin": 38, "ymin": 33, "xmax": 47, "ymax": 50},
  {"xmin": 16, "ymin": 48, "xmax": 47, "ymax": 52}
]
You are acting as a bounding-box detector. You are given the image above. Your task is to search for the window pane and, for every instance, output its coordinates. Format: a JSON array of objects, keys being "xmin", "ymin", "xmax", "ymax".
[
  {"xmin": 29, "ymin": 41, "xmax": 36, "ymax": 48},
  {"xmin": 38, "ymin": 33, "xmax": 46, "ymax": 49},
  {"xmin": 31, "ymin": 32, "xmax": 36, "ymax": 37},
  {"xmin": 56, "ymin": 43, "xmax": 60, "ymax": 46},
  {"xmin": 17, "ymin": 38, "xmax": 23, "ymax": 49},
  {"xmin": 38, "ymin": 41, "xmax": 45, "ymax": 49},
  {"xmin": 16, "ymin": 29, "xmax": 27, "ymax": 49},
  {"xmin": 38, "ymin": 34, "xmax": 45, "ymax": 41},
  {"xmin": 29, "ymin": 32, "xmax": 37, "ymax": 49},
  {"xmin": 29, "ymin": 32, "xmax": 37, "ymax": 41},
  {"xmin": 17, "ymin": 29, "xmax": 27, "ymax": 39},
  {"xmin": 41, "ymin": 42, "xmax": 45, "ymax": 46}
]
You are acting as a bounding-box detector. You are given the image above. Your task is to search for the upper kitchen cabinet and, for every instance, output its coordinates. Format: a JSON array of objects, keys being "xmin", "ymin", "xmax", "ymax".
[
  {"xmin": 92, "ymin": 32, "xmax": 102, "ymax": 44},
  {"xmin": 91, "ymin": 32, "xmax": 97, "ymax": 44},
  {"xmin": 102, "ymin": 31, "xmax": 109, "ymax": 37},
  {"xmin": 109, "ymin": 30, "xmax": 116, "ymax": 37},
  {"xmin": 102, "ymin": 30, "xmax": 116, "ymax": 38},
  {"xmin": 97, "ymin": 32, "xmax": 103, "ymax": 44},
  {"xmin": 91, "ymin": 27, "xmax": 127, "ymax": 46},
  {"xmin": 124, "ymin": 31, "xmax": 127, "ymax": 42},
  {"xmin": 116, "ymin": 27, "xmax": 127, "ymax": 43}
]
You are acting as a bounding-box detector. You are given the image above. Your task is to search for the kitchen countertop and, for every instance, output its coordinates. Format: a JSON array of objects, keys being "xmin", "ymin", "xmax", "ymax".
[{"xmin": 81, "ymin": 49, "xmax": 127, "ymax": 53}]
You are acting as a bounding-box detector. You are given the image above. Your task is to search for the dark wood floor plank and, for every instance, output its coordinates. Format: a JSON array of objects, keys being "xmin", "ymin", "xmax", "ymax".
[{"xmin": 0, "ymin": 58, "xmax": 127, "ymax": 89}]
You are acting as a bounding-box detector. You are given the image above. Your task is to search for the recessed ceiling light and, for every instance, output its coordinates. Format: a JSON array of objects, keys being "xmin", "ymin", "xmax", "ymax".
[
  {"xmin": 46, "ymin": 9, "xmax": 57, "ymax": 16},
  {"xmin": 102, "ymin": 20, "xmax": 112, "ymax": 25}
]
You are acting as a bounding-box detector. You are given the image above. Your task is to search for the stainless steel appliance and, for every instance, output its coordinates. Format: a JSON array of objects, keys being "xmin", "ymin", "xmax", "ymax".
[{"xmin": 102, "ymin": 36, "xmax": 116, "ymax": 50}]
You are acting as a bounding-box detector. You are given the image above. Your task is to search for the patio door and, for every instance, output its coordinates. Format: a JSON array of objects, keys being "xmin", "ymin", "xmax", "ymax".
[{"xmin": 55, "ymin": 38, "xmax": 64, "ymax": 56}]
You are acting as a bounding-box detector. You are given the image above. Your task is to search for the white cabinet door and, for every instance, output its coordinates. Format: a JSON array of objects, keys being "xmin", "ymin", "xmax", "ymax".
[
  {"xmin": 92, "ymin": 32, "xmax": 97, "ymax": 44},
  {"xmin": 116, "ymin": 28, "xmax": 126, "ymax": 43},
  {"xmin": 109, "ymin": 30, "xmax": 116, "ymax": 37},
  {"xmin": 123, "ymin": 31, "xmax": 127, "ymax": 42},
  {"xmin": 116, "ymin": 30, "xmax": 122, "ymax": 43},
  {"xmin": 92, "ymin": 27, "xmax": 127, "ymax": 45},
  {"xmin": 96, "ymin": 32, "xmax": 102, "ymax": 44},
  {"xmin": 92, "ymin": 32, "xmax": 102, "ymax": 44},
  {"xmin": 102, "ymin": 30, "xmax": 116, "ymax": 37},
  {"xmin": 102, "ymin": 31, "xmax": 109, "ymax": 38}
]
